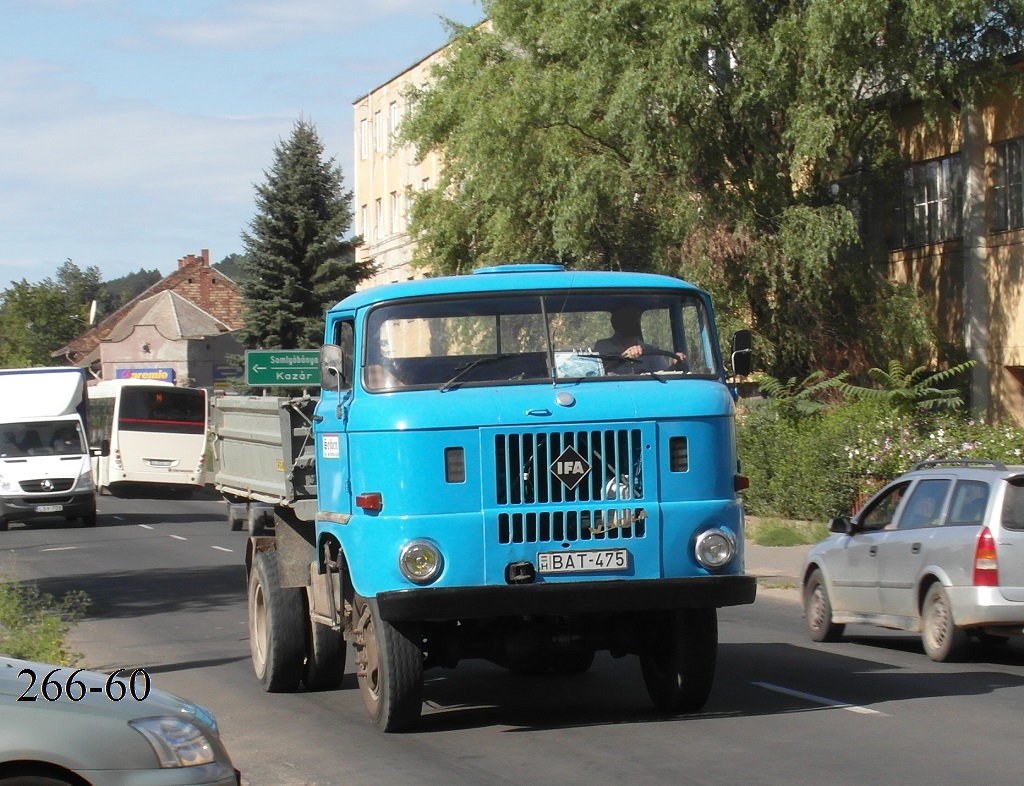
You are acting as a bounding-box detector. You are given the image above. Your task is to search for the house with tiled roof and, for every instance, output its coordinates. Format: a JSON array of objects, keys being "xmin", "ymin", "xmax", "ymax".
[{"xmin": 53, "ymin": 249, "xmax": 245, "ymax": 389}]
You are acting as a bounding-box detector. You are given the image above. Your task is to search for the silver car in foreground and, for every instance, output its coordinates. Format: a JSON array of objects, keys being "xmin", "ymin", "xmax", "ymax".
[
  {"xmin": 1, "ymin": 656, "xmax": 240, "ymax": 786},
  {"xmin": 801, "ymin": 459, "xmax": 1024, "ymax": 662}
]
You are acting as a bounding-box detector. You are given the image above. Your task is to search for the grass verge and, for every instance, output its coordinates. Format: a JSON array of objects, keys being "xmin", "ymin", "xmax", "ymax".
[{"xmin": 0, "ymin": 569, "xmax": 89, "ymax": 665}]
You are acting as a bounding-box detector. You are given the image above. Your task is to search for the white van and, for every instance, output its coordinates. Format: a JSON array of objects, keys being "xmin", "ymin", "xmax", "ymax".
[{"xmin": 0, "ymin": 367, "xmax": 96, "ymax": 530}]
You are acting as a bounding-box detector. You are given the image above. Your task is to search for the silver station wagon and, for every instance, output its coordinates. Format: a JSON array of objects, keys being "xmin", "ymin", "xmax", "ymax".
[{"xmin": 801, "ymin": 459, "xmax": 1024, "ymax": 661}]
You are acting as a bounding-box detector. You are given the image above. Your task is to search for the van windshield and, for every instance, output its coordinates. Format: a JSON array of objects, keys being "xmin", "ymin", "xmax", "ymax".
[
  {"xmin": 362, "ymin": 291, "xmax": 719, "ymax": 392},
  {"xmin": 0, "ymin": 420, "xmax": 87, "ymax": 457}
]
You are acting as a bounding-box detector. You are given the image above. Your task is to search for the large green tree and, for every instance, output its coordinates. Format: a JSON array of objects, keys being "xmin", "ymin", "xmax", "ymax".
[
  {"xmin": 0, "ymin": 260, "xmax": 103, "ymax": 367},
  {"xmin": 402, "ymin": 0, "xmax": 1024, "ymax": 377},
  {"xmin": 240, "ymin": 119, "xmax": 372, "ymax": 350}
]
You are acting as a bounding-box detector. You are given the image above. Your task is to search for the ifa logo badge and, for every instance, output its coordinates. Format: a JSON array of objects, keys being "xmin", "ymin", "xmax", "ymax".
[{"xmin": 549, "ymin": 446, "xmax": 591, "ymax": 491}]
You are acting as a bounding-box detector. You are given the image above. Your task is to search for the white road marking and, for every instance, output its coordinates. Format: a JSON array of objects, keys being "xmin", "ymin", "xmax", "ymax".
[
  {"xmin": 40, "ymin": 546, "xmax": 79, "ymax": 552},
  {"xmin": 212, "ymin": 546, "xmax": 233, "ymax": 553},
  {"xmin": 753, "ymin": 681, "xmax": 887, "ymax": 716},
  {"xmin": 138, "ymin": 524, "xmax": 154, "ymax": 530},
  {"xmin": 169, "ymin": 535, "xmax": 187, "ymax": 541}
]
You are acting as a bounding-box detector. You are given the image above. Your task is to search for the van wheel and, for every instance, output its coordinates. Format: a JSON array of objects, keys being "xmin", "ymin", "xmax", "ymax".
[
  {"xmin": 552, "ymin": 649, "xmax": 595, "ymax": 674},
  {"xmin": 922, "ymin": 583, "xmax": 969, "ymax": 662},
  {"xmin": 640, "ymin": 608, "xmax": 717, "ymax": 713},
  {"xmin": 80, "ymin": 511, "xmax": 97, "ymax": 527},
  {"xmin": 248, "ymin": 550, "xmax": 305, "ymax": 691},
  {"xmin": 352, "ymin": 595, "xmax": 422, "ymax": 732},
  {"xmin": 804, "ymin": 569, "xmax": 844, "ymax": 642},
  {"xmin": 0, "ymin": 519, "xmax": 8, "ymax": 532}
]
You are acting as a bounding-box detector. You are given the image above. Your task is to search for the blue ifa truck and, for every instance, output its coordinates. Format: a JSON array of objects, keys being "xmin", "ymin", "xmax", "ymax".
[{"xmin": 212, "ymin": 264, "xmax": 754, "ymax": 732}]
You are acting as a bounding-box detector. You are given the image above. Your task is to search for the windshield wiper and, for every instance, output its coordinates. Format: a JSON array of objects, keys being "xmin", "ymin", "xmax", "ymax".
[{"xmin": 439, "ymin": 353, "xmax": 519, "ymax": 392}]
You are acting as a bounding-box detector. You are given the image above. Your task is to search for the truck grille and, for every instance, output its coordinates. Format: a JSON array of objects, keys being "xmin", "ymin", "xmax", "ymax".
[
  {"xmin": 494, "ymin": 428, "xmax": 645, "ymax": 505},
  {"xmin": 497, "ymin": 507, "xmax": 648, "ymax": 544}
]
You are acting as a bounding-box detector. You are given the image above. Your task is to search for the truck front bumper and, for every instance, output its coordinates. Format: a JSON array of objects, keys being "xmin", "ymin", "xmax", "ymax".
[{"xmin": 376, "ymin": 574, "xmax": 756, "ymax": 622}]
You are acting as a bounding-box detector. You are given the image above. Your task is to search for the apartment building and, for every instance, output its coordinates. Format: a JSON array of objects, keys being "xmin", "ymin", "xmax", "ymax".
[
  {"xmin": 352, "ymin": 45, "xmax": 448, "ymax": 288},
  {"xmin": 886, "ymin": 60, "xmax": 1024, "ymax": 424}
]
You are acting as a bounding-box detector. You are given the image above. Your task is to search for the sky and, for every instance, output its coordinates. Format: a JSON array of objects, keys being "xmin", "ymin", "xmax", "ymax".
[{"xmin": 0, "ymin": 0, "xmax": 484, "ymax": 286}]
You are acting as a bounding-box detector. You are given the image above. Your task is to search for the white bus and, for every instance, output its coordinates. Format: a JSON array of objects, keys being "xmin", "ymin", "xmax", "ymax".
[{"xmin": 87, "ymin": 379, "xmax": 208, "ymax": 496}]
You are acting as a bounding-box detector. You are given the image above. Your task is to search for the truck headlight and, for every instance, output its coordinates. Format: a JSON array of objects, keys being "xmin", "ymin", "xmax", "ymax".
[
  {"xmin": 399, "ymin": 540, "xmax": 443, "ymax": 584},
  {"xmin": 694, "ymin": 528, "xmax": 736, "ymax": 570}
]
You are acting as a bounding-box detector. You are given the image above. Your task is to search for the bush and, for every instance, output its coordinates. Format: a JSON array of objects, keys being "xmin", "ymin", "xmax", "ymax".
[
  {"xmin": 0, "ymin": 571, "xmax": 89, "ymax": 664},
  {"xmin": 738, "ymin": 396, "xmax": 1024, "ymax": 522}
]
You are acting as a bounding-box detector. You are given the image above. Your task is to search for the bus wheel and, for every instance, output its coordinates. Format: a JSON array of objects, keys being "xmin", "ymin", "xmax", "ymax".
[
  {"xmin": 248, "ymin": 550, "xmax": 305, "ymax": 692},
  {"xmin": 640, "ymin": 608, "xmax": 717, "ymax": 713},
  {"xmin": 352, "ymin": 595, "xmax": 422, "ymax": 732}
]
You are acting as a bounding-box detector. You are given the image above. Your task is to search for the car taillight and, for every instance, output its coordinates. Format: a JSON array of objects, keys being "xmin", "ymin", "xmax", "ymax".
[{"xmin": 973, "ymin": 526, "xmax": 999, "ymax": 586}]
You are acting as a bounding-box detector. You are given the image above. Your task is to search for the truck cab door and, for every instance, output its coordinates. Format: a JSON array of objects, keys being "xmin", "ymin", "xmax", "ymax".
[{"xmin": 316, "ymin": 319, "xmax": 354, "ymax": 516}]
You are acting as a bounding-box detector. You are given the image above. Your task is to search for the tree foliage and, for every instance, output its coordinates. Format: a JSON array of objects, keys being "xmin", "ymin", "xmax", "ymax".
[
  {"xmin": 402, "ymin": 0, "xmax": 1024, "ymax": 379},
  {"xmin": 0, "ymin": 260, "xmax": 103, "ymax": 367},
  {"xmin": 240, "ymin": 119, "xmax": 373, "ymax": 350}
]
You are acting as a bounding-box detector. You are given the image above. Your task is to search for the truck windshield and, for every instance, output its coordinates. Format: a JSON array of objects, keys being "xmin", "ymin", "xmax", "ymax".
[{"xmin": 363, "ymin": 291, "xmax": 719, "ymax": 392}]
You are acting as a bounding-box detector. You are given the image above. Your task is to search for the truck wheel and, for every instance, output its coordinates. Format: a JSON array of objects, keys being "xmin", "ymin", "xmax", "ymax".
[
  {"xmin": 804, "ymin": 569, "xmax": 844, "ymax": 642},
  {"xmin": 921, "ymin": 583, "xmax": 969, "ymax": 662},
  {"xmin": 552, "ymin": 649, "xmax": 595, "ymax": 674},
  {"xmin": 248, "ymin": 550, "xmax": 305, "ymax": 692},
  {"xmin": 303, "ymin": 618, "xmax": 346, "ymax": 691},
  {"xmin": 353, "ymin": 595, "xmax": 423, "ymax": 732},
  {"xmin": 640, "ymin": 608, "xmax": 717, "ymax": 713}
]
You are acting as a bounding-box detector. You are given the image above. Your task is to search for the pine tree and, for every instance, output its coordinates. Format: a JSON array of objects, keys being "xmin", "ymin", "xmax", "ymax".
[{"xmin": 240, "ymin": 119, "xmax": 372, "ymax": 350}]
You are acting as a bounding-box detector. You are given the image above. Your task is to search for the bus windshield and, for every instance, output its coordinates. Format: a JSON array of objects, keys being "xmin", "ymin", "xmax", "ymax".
[{"xmin": 363, "ymin": 290, "xmax": 719, "ymax": 392}]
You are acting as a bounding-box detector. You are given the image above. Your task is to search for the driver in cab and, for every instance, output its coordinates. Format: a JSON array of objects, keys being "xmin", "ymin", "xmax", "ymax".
[{"xmin": 594, "ymin": 306, "xmax": 687, "ymax": 373}]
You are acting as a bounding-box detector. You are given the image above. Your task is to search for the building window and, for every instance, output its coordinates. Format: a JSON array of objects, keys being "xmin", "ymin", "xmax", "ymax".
[
  {"xmin": 374, "ymin": 198, "xmax": 382, "ymax": 240},
  {"xmin": 390, "ymin": 191, "xmax": 400, "ymax": 234},
  {"xmin": 374, "ymin": 111, "xmax": 384, "ymax": 152},
  {"xmin": 992, "ymin": 138, "xmax": 1024, "ymax": 232},
  {"xmin": 893, "ymin": 155, "xmax": 963, "ymax": 248},
  {"xmin": 359, "ymin": 119, "xmax": 369, "ymax": 160},
  {"xmin": 389, "ymin": 101, "xmax": 400, "ymax": 141}
]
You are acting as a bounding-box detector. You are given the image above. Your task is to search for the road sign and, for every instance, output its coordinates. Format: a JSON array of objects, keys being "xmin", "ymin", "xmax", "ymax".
[{"xmin": 245, "ymin": 350, "xmax": 321, "ymax": 387}]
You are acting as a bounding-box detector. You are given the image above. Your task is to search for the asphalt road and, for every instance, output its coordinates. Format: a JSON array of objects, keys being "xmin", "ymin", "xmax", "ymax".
[{"xmin": 4, "ymin": 493, "xmax": 1024, "ymax": 786}]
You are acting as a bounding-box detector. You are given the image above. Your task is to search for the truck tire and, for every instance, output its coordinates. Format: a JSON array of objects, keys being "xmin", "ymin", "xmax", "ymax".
[
  {"xmin": 248, "ymin": 550, "xmax": 306, "ymax": 692},
  {"xmin": 353, "ymin": 595, "xmax": 423, "ymax": 732},
  {"xmin": 303, "ymin": 618, "xmax": 346, "ymax": 691},
  {"xmin": 640, "ymin": 608, "xmax": 717, "ymax": 713}
]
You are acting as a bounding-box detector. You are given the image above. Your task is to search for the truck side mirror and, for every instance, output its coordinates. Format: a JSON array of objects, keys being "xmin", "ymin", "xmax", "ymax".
[
  {"xmin": 730, "ymin": 329, "xmax": 752, "ymax": 377},
  {"xmin": 320, "ymin": 344, "xmax": 346, "ymax": 392}
]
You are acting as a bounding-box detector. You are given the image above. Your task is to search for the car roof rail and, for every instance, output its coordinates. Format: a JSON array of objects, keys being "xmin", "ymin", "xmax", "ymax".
[{"xmin": 910, "ymin": 458, "xmax": 1008, "ymax": 472}]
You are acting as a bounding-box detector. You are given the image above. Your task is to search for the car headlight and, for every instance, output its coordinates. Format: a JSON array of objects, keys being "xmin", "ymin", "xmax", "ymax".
[
  {"xmin": 694, "ymin": 528, "xmax": 736, "ymax": 570},
  {"xmin": 399, "ymin": 540, "xmax": 443, "ymax": 584},
  {"xmin": 129, "ymin": 716, "xmax": 216, "ymax": 768}
]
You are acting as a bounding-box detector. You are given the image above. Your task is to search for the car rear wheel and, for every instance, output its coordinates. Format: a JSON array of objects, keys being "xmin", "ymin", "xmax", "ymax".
[
  {"xmin": 804, "ymin": 569, "xmax": 845, "ymax": 642},
  {"xmin": 921, "ymin": 583, "xmax": 969, "ymax": 662},
  {"xmin": 248, "ymin": 550, "xmax": 306, "ymax": 691},
  {"xmin": 640, "ymin": 607, "xmax": 717, "ymax": 713}
]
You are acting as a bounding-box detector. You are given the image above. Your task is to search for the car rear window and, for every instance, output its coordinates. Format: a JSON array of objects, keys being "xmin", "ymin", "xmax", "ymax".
[{"xmin": 1001, "ymin": 479, "xmax": 1024, "ymax": 531}]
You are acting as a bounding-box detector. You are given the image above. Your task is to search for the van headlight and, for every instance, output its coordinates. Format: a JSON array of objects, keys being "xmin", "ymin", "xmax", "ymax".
[
  {"xmin": 694, "ymin": 528, "xmax": 736, "ymax": 570},
  {"xmin": 399, "ymin": 540, "xmax": 443, "ymax": 584}
]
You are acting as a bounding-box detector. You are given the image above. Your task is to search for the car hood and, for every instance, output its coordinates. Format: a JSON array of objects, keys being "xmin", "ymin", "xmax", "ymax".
[{"xmin": 0, "ymin": 655, "xmax": 208, "ymax": 725}]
